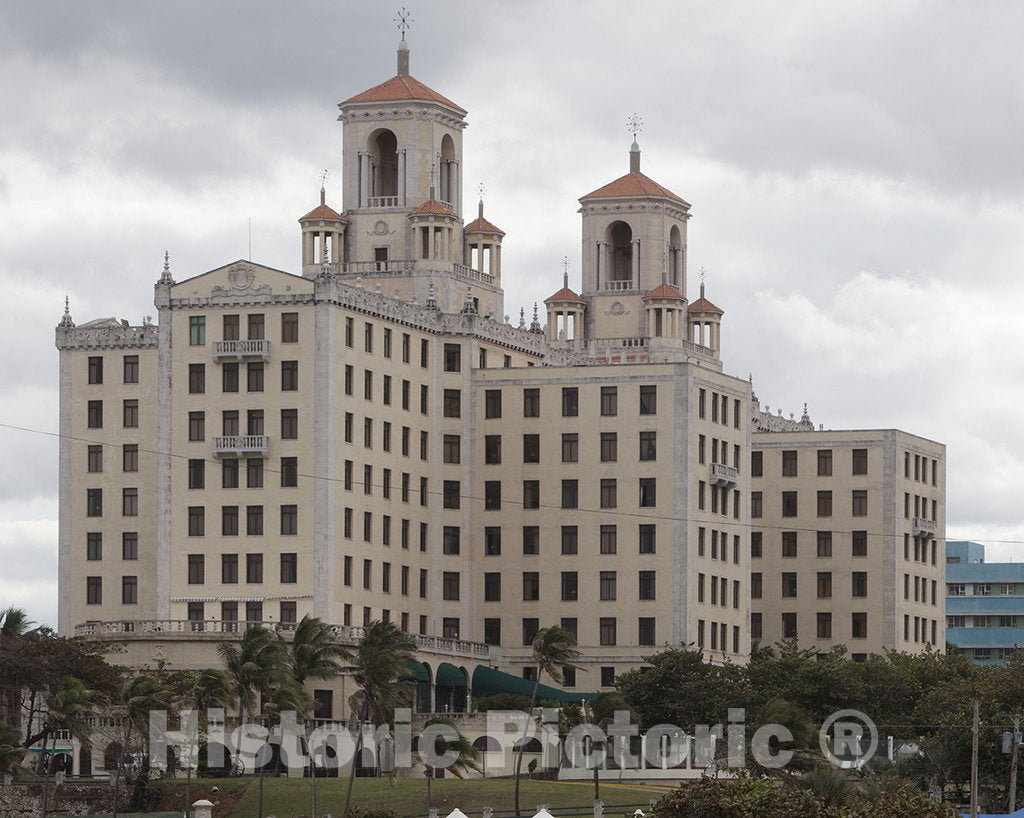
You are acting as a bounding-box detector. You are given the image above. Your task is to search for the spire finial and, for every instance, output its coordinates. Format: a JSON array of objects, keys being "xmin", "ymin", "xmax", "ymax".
[
  {"xmin": 164, "ymin": 251, "xmax": 170, "ymax": 272},
  {"xmin": 561, "ymin": 255, "xmax": 569, "ymax": 289},
  {"xmin": 519, "ymin": 306, "xmax": 525, "ymax": 329},
  {"xmin": 476, "ymin": 182, "xmax": 486, "ymax": 219},
  {"xmin": 699, "ymin": 267, "xmax": 706, "ymax": 298},
  {"xmin": 59, "ymin": 295, "xmax": 75, "ymax": 328},
  {"xmin": 319, "ymin": 169, "xmax": 329, "ymax": 206},
  {"xmin": 158, "ymin": 250, "xmax": 175, "ymax": 285},
  {"xmin": 64, "ymin": 295, "xmax": 69, "ymax": 314},
  {"xmin": 627, "ymin": 114, "xmax": 643, "ymax": 173},
  {"xmin": 529, "ymin": 302, "xmax": 542, "ymax": 333},
  {"xmin": 395, "ymin": 8, "xmax": 413, "ymax": 74}
]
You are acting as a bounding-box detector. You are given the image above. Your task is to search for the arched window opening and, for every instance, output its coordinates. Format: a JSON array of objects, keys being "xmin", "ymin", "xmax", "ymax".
[
  {"xmin": 369, "ymin": 130, "xmax": 399, "ymax": 199},
  {"xmin": 439, "ymin": 135, "xmax": 456, "ymax": 205},
  {"xmin": 669, "ymin": 225, "xmax": 682, "ymax": 286},
  {"xmin": 607, "ymin": 221, "xmax": 633, "ymax": 284}
]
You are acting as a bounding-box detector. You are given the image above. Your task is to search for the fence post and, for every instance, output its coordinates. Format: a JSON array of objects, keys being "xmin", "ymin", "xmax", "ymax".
[
  {"xmin": 482, "ymin": 809, "xmax": 493, "ymax": 818},
  {"xmin": 192, "ymin": 799, "xmax": 215, "ymax": 818},
  {"xmin": 593, "ymin": 799, "xmax": 604, "ymax": 818}
]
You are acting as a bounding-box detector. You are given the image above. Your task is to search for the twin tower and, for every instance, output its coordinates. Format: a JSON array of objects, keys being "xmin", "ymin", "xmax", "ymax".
[{"xmin": 299, "ymin": 37, "xmax": 724, "ymax": 363}]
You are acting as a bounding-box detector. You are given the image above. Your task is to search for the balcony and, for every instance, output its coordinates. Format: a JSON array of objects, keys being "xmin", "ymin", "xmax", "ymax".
[
  {"xmin": 602, "ymin": 279, "xmax": 634, "ymax": 291},
  {"xmin": 710, "ymin": 462, "xmax": 739, "ymax": 487},
  {"xmin": 212, "ymin": 339, "xmax": 270, "ymax": 361},
  {"xmin": 213, "ymin": 435, "xmax": 269, "ymax": 457},
  {"xmin": 913, "ymin": 517, "xmax": 936, "ymax": 537},
  {"xmin": 367, "ymin": 196, "xmax": 399, "ymax": 208}
]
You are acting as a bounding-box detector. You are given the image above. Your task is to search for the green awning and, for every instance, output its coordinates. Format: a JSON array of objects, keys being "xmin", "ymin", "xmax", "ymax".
[
  {"xmin": 436, "ymin": 662, "xmax": 467, "ymax": 687},
  {"xmin": 403, "ymin": 660, "xmax": 430, "ymax": 682},
  {"xmin": 471, "ymin": 665, "xmax": 596, "ymax": 703}
]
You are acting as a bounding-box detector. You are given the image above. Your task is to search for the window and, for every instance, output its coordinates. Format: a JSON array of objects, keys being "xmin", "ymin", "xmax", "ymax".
[
  {"xmin": 443, "ymin": 526, "xmax": 461, "ymax": 555},
  {"xmin": 600, "ymin": 432, "xmax": 617, "ymax": 463},
  {"xmin": 639, "ymin": 478, "xmax": 656, "ymax": 507},
  {"xmin": 817, "ymin": 491, "xmax": 832, "ymax": 517},
  {"xmin": 444, "ymin": 343, "xmax": 461, "ymax": 372},
  {"xmin": 364, "ymin": 370, "xmax": 373, "ymax": 401},
  {"xmin": 561, "ymin": 572, "xmax": 578, "ymax": 601},
  {"xmin": 600, "ymin": 571, "xmax": 617, "ymax": 601},
  {"xmin": 281, "ymin": 312, "xmax": 299, "ymax": 343},
  {"xmin": 281, "ymin": 457, "xmax": 298, "ymax": 488},
  {"xmin": 281, "ymin": 360, "xmax": 298, "ymax": 391},
  {"xmin": 817, "ymin": 572, "xmax": 832, "ymax": 598},
  {"xmin": 639, "ymin": 431, "xmax": 657, "ymax": 461},
  {"xmin": 639, "ymin": 524, "xmax": 655, "ymax": 554},
  {"xmin": 420, "ymin": 338, "xmax": 429, "ymax": 367},
  {"xmin": 698, "ymin": 388, "xmax": 706, "ymax": 419},
  {"xmin": 246, "ymin": 553, "xmax": 263, "ymax": 583},
  {"xmin": 817, "ymin": 612, "xmax": 832, "ymax": 639},
  {"xmin": 561, "ymin": 433, "xmax": 579, "ymax": 463},
  {"xmin": 561, "ymin": 387, "xmax": 578, "ymax": 417},
  {"xmin": 484, "ymin": 618, "xmax": 501, "ymax": 646},
  {"xmin": 484, "ymin": 572, "xmax": 502, "ymax": 601},
  {"xmin": 87, "ymin": 445, "xmax": 103, "ymax": 473},
  {"xmin": 852, "ymin": 490, "xmax": 868, "ymax": 517},
  {"xmin": 751, "ymin": 531, "xmax": 763, "ymax": 558},
  {"xmin": 189, "ymin": 363, "xmax": 205, "ymax": 394},
  {"xmin": 597, "ymin": 525, "xmax": 617, "ymax": 555},
  {"xmin": 123, "ymin": 355, "xmax": 139, "ymax": 384},
  {"xmin": 817, "ymin": 449, "xmax": 833, "ymax": 476},
  {"xmin": 246, "ymin": 505, "xmax": 263, "ymax": 535},
  {"xmin": 443, "ymin": 572, "xmax": 460, "ymax": 601},
  {"xmin": 782, "ymin": 450, "xmax": 798, "ymax": 477},
  {"xmin": 122, "ymin": 399, "xmax": 139, "ymax": 428},
  {"xmin": 852, "ymin": 448, "xmax": 868, "ymax": 475},
  {"xmin": 751, "ymin": 450, "xmax": 763, "ymax": 477},
  {"xmin": 851, "ymin": 612, "xmax": 868, "ymax": 639},
  {"xmin": 639, "ymin": 385, "xmax": 657, "ymax": 415},
  {"xmin": 852, "ymin": 572, "xmax": 868, "ymax": 597},
  {"xmin": 523, "ymin": 434, "xmax": 540, "ymax": 463},
  {"xmin": 222, "ymin": 362, "xmax": 239, "ymax": 392},
  {"xmin": 86, "ymin": 576, "xmax": 102, "ymax": 605},
  {"xmin": 443, "ymin": 434, "xmax": 461, "ymax": 464},
  {"xmin": 188, "ymin": 411, "xmax": 205, "ymax": 441},
  {"xmin": 246, "ymin": 362, "xmax": 263, "ymax": 392},
  {"xmin": 601, "ymin": 386, "xmax": 617, "ymax": 416},
  {"xmin": 639, "ymin": 571, "xmax": 656, "ymax": 600},
  {"xmin": 187, "ymin": 505, "xmax": 204, "ymax": 535},
  {"xmin": 561, "ymin": 480, "xmax": 578, "ymax": 509},
  {"xmin": 188, "ymin": 459, "xmax": 205, "ymax": 489},
  {"xmin": 751, "ymin": 573, "xmax": 762, "ymax": 599},
  {"xmin": 523, "ymin": 480, "xmax": 540, "ymax": 509},
  {"xmin": 222, "ymin": 505, "xmax": 239, "ymax": 536},
  {"xmin": 600, "ymin": 666, "xmax": 615, "ymax": 687},
  {"xmin": 751, "ymin": 491, "xmax": 763, "ymax": 518},
  {"xmin": 122, "ymin": 575, "xmax": 138, "ymax": 605},
  {"xmin": 281, "ymin": 505, "xmax": 298, "ymax": 535},
  {"xmin": 560, "ymin": 526, "xmax": 577, "ymax": 555},
  {"xmin": 782, "ymin": 572, "xmax": 797, "ymax": 597},
  {"xmin": 523, "ymin": 572, "xmax": 540, "ymax": 601},
  {"xmin": 816, "ymin": 531, "xmax": 832, "ymax": 557},
  {"xmin": 485, "ymin": 527, "xmax": 502, "ymax": 555},
  {"xmin": 86, "ymin": 532, "xmax": 102, "ymax": 561},
  {"xmin": 188, "ymin": 554, "xmax": 205, "ymax": 584},
  {"xmin": 521, "ymin": 618, "xmax": 539, "ymax": 646},
  {"xmin": 364, "ymin": 322, "xmax": 374, "ymax": 353},
  {"xmin": 87, "ymin": 400, "xmax": 103, "ymax": 429},
  {"xmin": 281, "ymin": 409, "xmax": 297, "ymax": 440},
  {"xmin": 122, "ymin": 487, "xmax": 138, "ymax": 517},
  {"xmin": 88, "ymin": 356, "xmax": 103, "ymax": 384},
  {"xmin": 484, "ymin": 389, "xmax": 502, "ymax": 418},
  {"xmin": 485, "ymin": 481, "xmax": 501, "ymax": 510},
  {"xmin": 782, "ymin": 491, "xmax": 798, "ymax": 517},
  {"xmin": 782, "ymin": 531, "xmax": 797, "ymax": 558},
  {"xmin": 600, "ymin": 479, "xmax": 617, "ymax": 509},
  {"xmin": 485, "ymin": 435, "xmax": 501, "ymax": 464},
  {"xmin": 86, "ymin": 488, "xmax": 102, "ymax": 517},
  {"xmin": 443, "ymin": 481, "xmax": 461, "ymax": 510},
  {"xmin": 443, "ymin": 389, "xmax": 461, "ymax": 418},
  {"xmin": 852, "ymin": 530, "xmax": 867, "ymax": 557},
  {"xmin": 246, "ymin": 458, "xmax": 263, "ymax": 488},
  {"xmin": 523, "ymin": 388, "xmax": 540, "ymax": 417},
  {"xmin": 599, "ymin": 618, "xmax": 617, "ymax": 646},
  {"xmin": 121, "ymin": 532, "xmax": 138, "ymax": 560},
  {"xmin": 782, "ymin": 612, "xmax": 797, "ymax": 638}
]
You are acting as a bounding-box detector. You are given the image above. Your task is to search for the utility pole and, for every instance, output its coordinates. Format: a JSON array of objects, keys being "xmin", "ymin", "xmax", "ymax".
[
  {"xmin": 1010, "ymin": 715, "xmax": 1021, "ymax": 814},
  {"xmin": 970, "ymin": 701, "xmax": 980, "ymax": 818}
]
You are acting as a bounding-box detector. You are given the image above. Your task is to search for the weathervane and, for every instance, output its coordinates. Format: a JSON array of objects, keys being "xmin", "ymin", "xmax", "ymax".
[
  {"xmin": 319, "ymin": 169, "xmax": 329, "ymax": 190},
  {"xmin": 476, "ymin": 182, "xmax": 486, "ymax": 200},
  {"xmin": 561, "ymin": 255, "xmax": 570, "ymax": 288},
  {"xmin": 395, "ymin": 7, "xmax": 413, "ymax": 40},
  {"xmin": 627, "ymin": 113, "xmax": 644, "ymax": 142}
]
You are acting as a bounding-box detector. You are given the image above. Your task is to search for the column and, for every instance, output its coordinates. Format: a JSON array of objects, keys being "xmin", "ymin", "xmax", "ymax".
[
  {"xmin": 334, "ymin": 231, "xmax": 344, "ymax": 265},
  {"xmin": 631, "ymin": 239, "xmax": 640, "ymax": 285},
  {"xmin": 319, "ymin": 231, "xmax": 327, "ymax": 263},
  {"xmin": 494, "ymin": 244, "xmax": 501, "ymax": 278},
  {"xmin": 302, "ymin": 231, "xmax": 312, "ymax": 266},
  {"xmin": 359, "ymin": 153, "xmax": 368, "ymax": 208},
  {"xmin": 427, "ymin": 223, "xmax": 435, "ymax": 260},
  {"xmin": 595, "ymin": 241, "xmax": 603, "ymax": 289},
  {"xmin": 456, "ymin": 160, "xmax": 461, "ymax": 215},
  {"xmin": 398, "ymin": 150, "xmax": 406, "ymax": 208}
]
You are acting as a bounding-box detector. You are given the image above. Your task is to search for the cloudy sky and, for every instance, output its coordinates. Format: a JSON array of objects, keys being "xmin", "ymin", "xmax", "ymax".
[{"xmin": 2, "ymin": 1, "xmax": 1023, "ymax": 628}]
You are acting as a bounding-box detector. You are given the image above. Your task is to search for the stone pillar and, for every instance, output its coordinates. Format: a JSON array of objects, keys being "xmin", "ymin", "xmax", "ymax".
[
  {"xmin": 398, "ymin": 150, "xmax": 406, "ymax": 207},
  {"xmin": 192, "ymin": 800, "xmax": 214, "ymax": 818},
  {"xmin": 319, "ymin": 231, "xmax": 327, "ymax": 263},
  {"xmin": 302, "ymin": 231, "xmax": 313, "ymax": 266},
  {"xmin": 494, "ymin": 244, "xmax": 501, "ymax": 278},
  {"xmin": 427, "ymin": 223, "xmax": 435, "ymax": 260},
  {"xmin": 448, "ymin": 161, "xmax": 457, "ymax": 206},
  {"xmin": 359, "ymin": 153, "xmax": 369, "ymax": 207},
  {"xmin": 631, "ymin": 239, "xmax": 640, "ymax": 285}
]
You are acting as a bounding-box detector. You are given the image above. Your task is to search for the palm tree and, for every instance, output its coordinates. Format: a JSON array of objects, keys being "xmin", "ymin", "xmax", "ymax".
[
  {"xmin": 111, "ymin": 675, "xmax": 173, "ymax": 818},
  {"xmin": 0, "ymin": 606, "xmax": 34, "ymax": 638},
  {"xmin": 216, "ymin": 625, "xmax": 287, "ymax": 726},
  {"xmin": 186, "ymin": 668, "xmax": 237, "ymax": 734},
  {"xmin": 416, "ymin": 717, "xmax": 481, "ymax": 809},
  {"xmin": 286, "ymin": 615, "xmax": 350, "ymax": 685},
  {"xmin": 514, "ymin": 626, "xmax": 580, "ymax": 817},
  {"xmin": 40, "ymin": 677, "xmax": 95, "ymax": 817},
  {"xmin": 342, "ymin": 621, "xmax": 417, "ymax": 817},
  {"xmin": 0, "ymin": 720, "xmax": 26, "ymax": 784}
]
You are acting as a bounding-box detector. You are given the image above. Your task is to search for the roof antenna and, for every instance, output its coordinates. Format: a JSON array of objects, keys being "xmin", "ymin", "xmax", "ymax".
[
  {"xmin": 395, "ymin": 7, "xmax": 413, "ymax": 75},
  {"xmin": 627, "ymin": 113, "xmax": 643, "ymax": 173}
]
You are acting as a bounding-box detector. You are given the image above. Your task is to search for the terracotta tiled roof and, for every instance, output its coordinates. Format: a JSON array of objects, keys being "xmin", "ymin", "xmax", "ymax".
[
  {"xmin": 464, "ymin": 216, "xmax": 505, "ymax": 236},
  {"xmin": 544, "ymin": 286, "xmax": 584, "ymax": 304},
  {"xmin": 580, "ymin": 171, "xmax": 690, "ymax": 206},
  {"xmin": 409, "ymin": 199, "xmax": 457, "ymax": 217},
  {"xmin": 340, "ymin": 74, "xmax": 467, "ymax": 115},
  {"xmin": 688, "ymin": 295, "xmax": 724, "ymax": 314},
  {"xmin": 298, "ymin": 203, "xmax": 345, "ymax": 223},
  {"xmin": 643, "ymin": 283, "xmax": 686, "ymax": 301}
]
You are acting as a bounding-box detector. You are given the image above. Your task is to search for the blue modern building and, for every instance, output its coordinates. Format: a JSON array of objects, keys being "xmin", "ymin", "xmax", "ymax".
[{"xmin": 946, "ymin": 541, "xmax": 1024, "ymax": 664}]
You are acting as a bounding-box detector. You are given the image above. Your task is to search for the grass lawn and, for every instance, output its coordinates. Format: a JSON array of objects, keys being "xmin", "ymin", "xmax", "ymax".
[{"xmin": 153, "ymin": 776, "xmax": 663, "ymax": 818}]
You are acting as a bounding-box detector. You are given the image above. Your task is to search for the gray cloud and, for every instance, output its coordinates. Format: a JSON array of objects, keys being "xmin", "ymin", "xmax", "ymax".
[{"xmin": 4, "ymin": 1, "xmax": 1024, "ymax": 626}]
